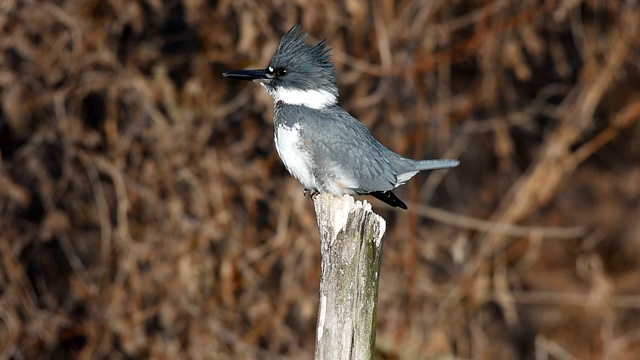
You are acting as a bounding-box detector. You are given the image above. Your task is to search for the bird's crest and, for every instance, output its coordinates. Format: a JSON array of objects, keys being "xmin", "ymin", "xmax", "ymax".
[
  {"xmin": 273, "ymin": 26, "xmax": 331, "ymax": 67},
  {"xmin": 269, "ymin": 25, "xmax": 336, "ymax": 90}
]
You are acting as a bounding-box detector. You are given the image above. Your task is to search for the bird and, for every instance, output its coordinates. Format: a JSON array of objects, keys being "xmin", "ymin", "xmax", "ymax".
[{"xmin": 223, "ymin": 25, "xmax": 459, "ymax": 209}]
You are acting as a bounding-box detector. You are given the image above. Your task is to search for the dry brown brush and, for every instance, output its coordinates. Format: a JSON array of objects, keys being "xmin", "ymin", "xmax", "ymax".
[{"xmin": 1, "ymin": 0, "xmax": 639, "ymax": 359}]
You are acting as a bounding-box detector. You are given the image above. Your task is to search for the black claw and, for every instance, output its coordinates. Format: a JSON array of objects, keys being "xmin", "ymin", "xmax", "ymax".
[{"xmin": 304, "ymin": 188, "xmax": 319, "ymax": 199}]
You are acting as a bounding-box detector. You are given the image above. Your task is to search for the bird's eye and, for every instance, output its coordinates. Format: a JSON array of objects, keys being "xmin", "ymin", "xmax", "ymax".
[{"xmin": 266, "ymin": 66, "xmax": 286, "ymax": 78}]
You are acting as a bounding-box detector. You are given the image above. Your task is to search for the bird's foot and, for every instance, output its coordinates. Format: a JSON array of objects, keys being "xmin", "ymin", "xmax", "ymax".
[{"xmin": 303, "ymin": 188, "xmax": 319, "ymax": 199}]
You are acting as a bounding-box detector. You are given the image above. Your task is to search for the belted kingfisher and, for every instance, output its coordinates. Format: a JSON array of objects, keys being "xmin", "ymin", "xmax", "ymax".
[{"xmin": 223, "ymin": 25, "xmax": 459, "ymax": 209}]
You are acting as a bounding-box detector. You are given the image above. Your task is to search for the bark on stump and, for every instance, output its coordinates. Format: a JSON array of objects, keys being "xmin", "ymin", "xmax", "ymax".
[{"xmin": 312, "ymin": 194, "xmax": 387, "ymax": 360}]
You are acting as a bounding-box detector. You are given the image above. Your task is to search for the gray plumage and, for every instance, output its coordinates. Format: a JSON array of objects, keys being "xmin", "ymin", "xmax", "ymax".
[{"xmin": 224, "ymin": 25, "xmax": 459, "ymax": 209}]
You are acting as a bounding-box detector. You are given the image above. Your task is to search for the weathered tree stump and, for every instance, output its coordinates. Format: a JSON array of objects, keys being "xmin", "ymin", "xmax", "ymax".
[{"xmin": 312, "ymin": 193, "xmax": 387, "ymax": 360}]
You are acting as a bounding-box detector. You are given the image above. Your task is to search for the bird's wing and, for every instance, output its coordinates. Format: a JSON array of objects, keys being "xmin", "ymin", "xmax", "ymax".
[{"xmin": 301, "ymin": 110, "xmax": 399, "ymax": 193}]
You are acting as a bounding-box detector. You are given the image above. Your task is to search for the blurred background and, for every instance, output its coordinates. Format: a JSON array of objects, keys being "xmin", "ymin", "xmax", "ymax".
[{"xmin": 1, "ymin": 0, "xmax": 639, "ymax": 359}]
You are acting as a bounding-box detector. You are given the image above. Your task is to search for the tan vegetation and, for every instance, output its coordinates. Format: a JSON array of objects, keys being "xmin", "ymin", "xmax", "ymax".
[{"xmin": 1, "ymin": 0, "xmax": 639, "ymax": 358}]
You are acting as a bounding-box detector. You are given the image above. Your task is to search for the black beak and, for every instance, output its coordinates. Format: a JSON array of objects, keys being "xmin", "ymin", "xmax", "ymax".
[{"xmin": 222, "ymin": 69, "xmax": 268, "ymax": 82}]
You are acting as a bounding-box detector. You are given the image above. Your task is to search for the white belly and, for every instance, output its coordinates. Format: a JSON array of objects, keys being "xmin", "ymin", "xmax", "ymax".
[{"xmin": 275, "ymin": 124, "xmax": 316, "ymax": 189}]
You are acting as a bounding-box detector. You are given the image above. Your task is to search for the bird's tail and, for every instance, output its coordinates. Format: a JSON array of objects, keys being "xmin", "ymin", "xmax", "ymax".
[
  {"xmin": 413, "ymin": 159, "xmax": 460, "ymax": 171},
  {"xmin": 395, "ymin": 158, "xmax": 459, "ymax": 186}
]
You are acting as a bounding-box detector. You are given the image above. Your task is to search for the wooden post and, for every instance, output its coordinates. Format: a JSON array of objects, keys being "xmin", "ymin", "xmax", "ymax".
[{"xmin": 312, "ymin": 193, "xmax": 387, "ymax": 360}]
